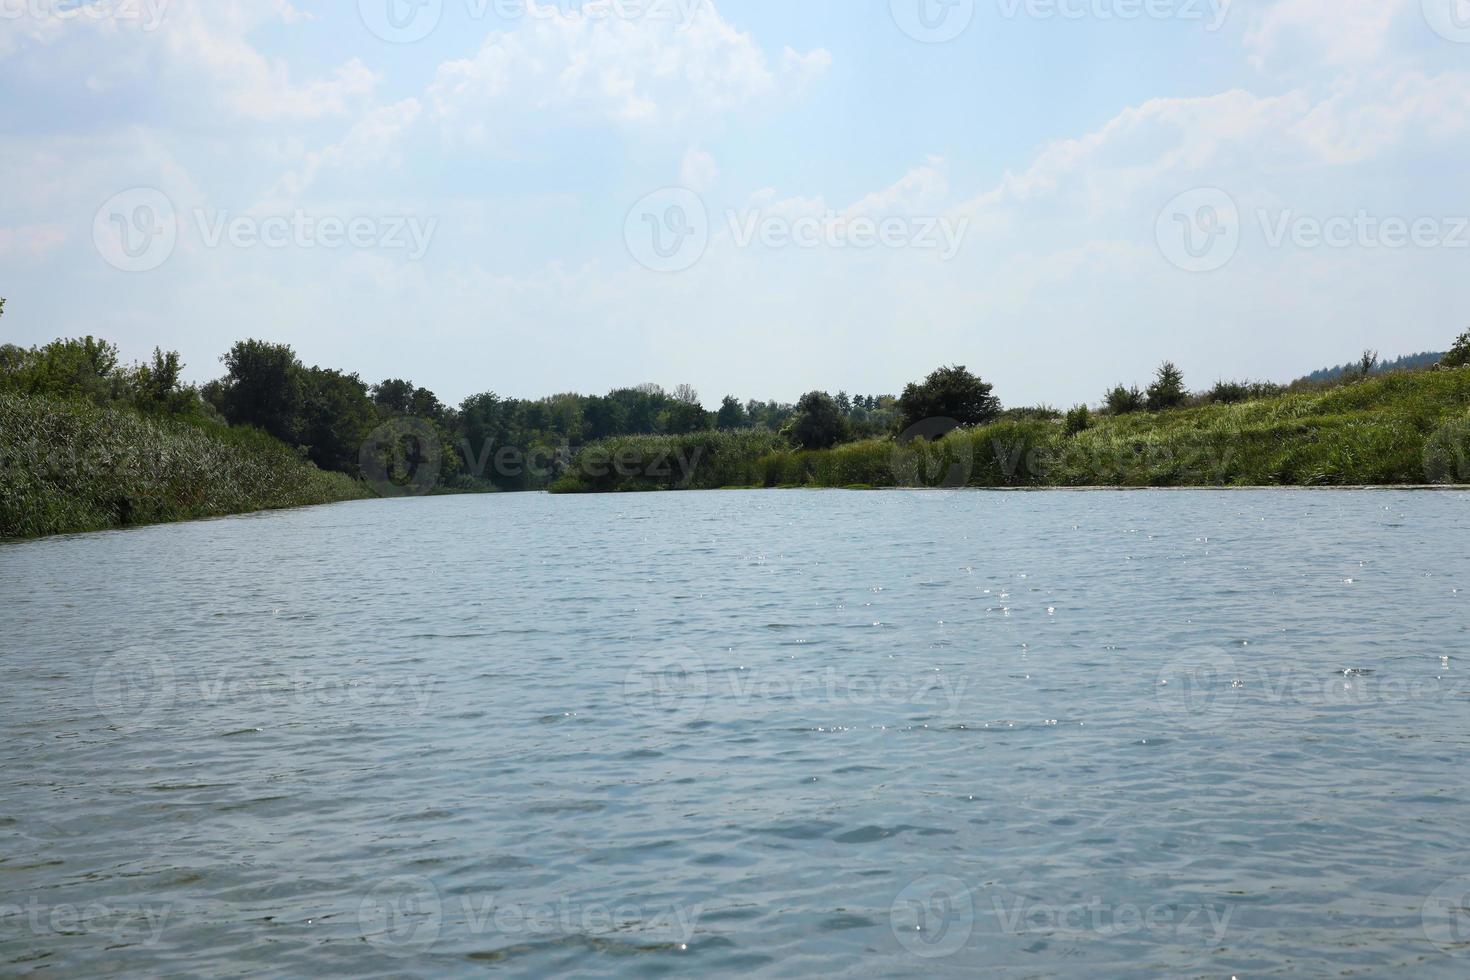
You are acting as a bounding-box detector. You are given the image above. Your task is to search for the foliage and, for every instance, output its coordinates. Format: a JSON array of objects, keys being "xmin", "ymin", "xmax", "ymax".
[
  {"xmin": 1203, "ymin": 380, "xmax": 1285, "ymax": 405},
  {"xmin": 1356, "ymin": 349, "xmax": 1380, "ymax": 379},
  {"xmin": 1002, "ymin": 406, "xmax": 1062, "ymax": 422},
  {"xmin": 716, "ymin": 395, "xmax": 748, "ymax": 430},
  {"xmin": 661, "ymin": 399, "xmax": 713, "ymax": 435},
  {"xmin": 0, "ymin": 390, "xmax": 366, "ymax": 538},
  {"xmin": 211, "ymin": 339, "xmax": 306, "ymax": 444},
  {"xmin": 1105, "ymin": 384, "xmax": 1146, "ymax": 415},
  {"xmin": 1146, "ymin": 361, "xmax": 1187, "ymax": 411},
  {"xmin": 558, "ymin": 368, "xmax": 1470, "ymax": 493},
  {"xmin": 552, "ymin": 429, "xmax": 787, "ymax": 493},
  {"xmin": 1443, "ymin": 330, "xmax": 1470, "ymax": 369},
  {"xmin": 786, "ymin": 391, "xmax": 849, "ymax": 450},
  {"xmin": 1064, "ymin": 405, "xmax": 1091, "ymax": 436},
  {"xmin": 1424, "ymin": 415, "xmax": 1470, "ymax": 484},
  {"xmin": 897, "ymin": 365, "xmax": 1001, "ymax": 432}
]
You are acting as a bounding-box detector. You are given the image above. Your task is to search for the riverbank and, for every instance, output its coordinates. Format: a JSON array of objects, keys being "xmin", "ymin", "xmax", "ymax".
[
  {"xmin": 1, "ymin": 391, "xmax": 370, "ymax": 539},
  {"xmin": 551, "ymin": 368, "xmax": 1470, "ymax": 492}
]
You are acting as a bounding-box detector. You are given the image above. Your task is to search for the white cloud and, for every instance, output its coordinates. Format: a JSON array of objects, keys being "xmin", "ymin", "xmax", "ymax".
[
  {"xmin": 427, "ymin": 0, "xmax": 829, "ymax": 141},
  {"xmin": 1244, "ymin": 0, "xmax": 1412, "ymax": 72},
  {"xmin": 268, "ymin": 99, "xmax": 424, "ymax": 199},
  {"xmin": 0, "ymin": 1, "xmax": 377, "ymax": 122}
]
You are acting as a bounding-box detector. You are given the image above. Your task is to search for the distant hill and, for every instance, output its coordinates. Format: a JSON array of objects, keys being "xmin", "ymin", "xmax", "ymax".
[{"xmin": 1295, "ymin": 351, "xmax": 1444, "ymax": 386}]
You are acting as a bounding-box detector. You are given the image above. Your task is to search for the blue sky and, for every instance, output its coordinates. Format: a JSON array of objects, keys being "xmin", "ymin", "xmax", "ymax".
[{"xmin": 2, "ymin": 0, "xmax": 1468, "ymax": 407}]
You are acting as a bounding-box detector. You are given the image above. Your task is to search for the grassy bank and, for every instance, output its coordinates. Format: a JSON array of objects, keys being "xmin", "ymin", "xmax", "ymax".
[
  {"xmin": 1, "ymin": 391, "xmax": 370, "ymax": 539},
  {"xmin": 553, "ymin": 368, "xmax": 1470, "ymax": 492}
]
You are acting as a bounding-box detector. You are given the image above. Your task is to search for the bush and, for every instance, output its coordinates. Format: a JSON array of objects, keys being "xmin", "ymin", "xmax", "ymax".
[
  {"xmin": 1146, "ymin": 361, "xmax": 1187, "ymax": 411},
  {"xmin": 1203, "ymin": 380, "xmax": 1285, "ymax": 405},
  {"xmin": 1064, "ymin": 405, "xmax": 1091, "ymax": 436},
  {"xmin": 1105, "ymin": 384, "xmax": 1146, "ymax": 415}
]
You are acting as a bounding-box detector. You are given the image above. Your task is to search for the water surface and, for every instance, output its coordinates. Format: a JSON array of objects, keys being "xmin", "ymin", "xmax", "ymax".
[{"xmin": 3, "ymin": 489, "xmax": 1470, "ymax": 976}]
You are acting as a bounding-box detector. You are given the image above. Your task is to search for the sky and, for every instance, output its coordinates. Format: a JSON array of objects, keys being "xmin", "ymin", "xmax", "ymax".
[{"xmin": 1, "ymin": 0, "xmax": 1469, "ymax": 408}]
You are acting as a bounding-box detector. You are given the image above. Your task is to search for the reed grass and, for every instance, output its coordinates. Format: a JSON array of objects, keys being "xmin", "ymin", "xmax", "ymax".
[{"xmin": 1, "ymin": 391, "xmax": 369, "ymax": 538}]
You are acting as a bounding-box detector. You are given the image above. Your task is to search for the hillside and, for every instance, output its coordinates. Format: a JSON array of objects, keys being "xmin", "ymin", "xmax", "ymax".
[{"xmin": 552, "ymin": 367, "xmax": 1470, "ymax": 492}]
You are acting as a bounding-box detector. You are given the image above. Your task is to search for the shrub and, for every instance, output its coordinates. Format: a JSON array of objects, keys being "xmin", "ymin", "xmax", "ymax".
[
  {"xmin": 1105, "ymin": 385, "xmax": 1146, "ymax": 415},
  {"xmin": 1146, "ymin": 361, "xmax": 1187, "ymax": 411},
  {"xmin": 1064, "ymin": 405, "xmax": 1091, "ymax": 436}
]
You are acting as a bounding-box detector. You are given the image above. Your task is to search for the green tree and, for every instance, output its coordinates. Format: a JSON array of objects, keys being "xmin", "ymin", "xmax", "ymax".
[
  {"xmin": 371, "ymin": 378, "xmax": 417, "ymax": 416},
  {"xmin": 897, "ymin": 365, "xmax": 1000, "ymax": 432},
  {"xmin": 1357, "ymin": 349, "xmax": 1379, "ymax": 379},
  {"xmin": 786, "ymin": 391, "xmax": 848, "ymax": 449},
  {"xmin": 214, "ymin": 340, "xmax": 306, "ymax": 444},
  {"xmin": 1106, "ymin": 384, "xmax": 1146, "ymax": 415},
  {"xmin": 1146, "ymin": 361, "xmax": 1187, "ymax": 411},
  {"xmin": 300, "ymin": 367, "xmax": 377, "ymax": 473},
  {"xmin": 1064, "ymin": 404, "xmax": 1091, "ymax": 436},
  {"xmin": 662, "ymin": 400, "xmax": 711, "ymax": 435},
  {"xmin": 582, "ymin": 395, "xmax": 629, "ymax": 441},
  {"xmin": 9, "ymin": 337, "xmax": 122, "ymax": 405},
  {"xmin": 1442, "ymin": 329, "xmax": 1470, "ymax": 369},
  {"xmin": 130, "ymin": 348, "xmax": 198, "ymax": 416},
  {"xmin": 716, "ymin": 395, "xmax": 748, "ymax": 430}
]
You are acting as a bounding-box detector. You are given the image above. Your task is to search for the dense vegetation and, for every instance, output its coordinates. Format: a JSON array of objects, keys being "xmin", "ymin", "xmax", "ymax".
[
  {"xmin": 553, "ymin": 367, "xmax": 1470, "ymax": 492},
  {"xmin": 554, "ymin": 341, "xmax": 1470, "ymax": 493},
  {"xmin": 5, "ymin": 286, "xmax": 1470, "ymax": 534},
  {"xmin": 1, "ymin": 391, "xmax": 367, "ymax": 538}
]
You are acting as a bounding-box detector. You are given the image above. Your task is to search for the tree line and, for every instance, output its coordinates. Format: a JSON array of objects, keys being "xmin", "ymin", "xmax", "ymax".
[{"xmin": 5, "ymin": 292, "xmax": 1467, "ymax": 493}]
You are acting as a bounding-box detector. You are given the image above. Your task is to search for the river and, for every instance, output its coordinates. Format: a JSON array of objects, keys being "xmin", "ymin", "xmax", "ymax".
[{"xmin": 3, "ymin": 489, "xmax": 1469, "ymax": 976}]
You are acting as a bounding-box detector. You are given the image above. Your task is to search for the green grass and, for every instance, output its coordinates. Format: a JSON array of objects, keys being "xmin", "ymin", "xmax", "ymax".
[
  {"xmin": 1, "ymin": 391, "xmax": 370, "ymax": 538},
  {"xmin": 555, "ymin": 368, "xmax": 1470, "ymax": 493}
]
